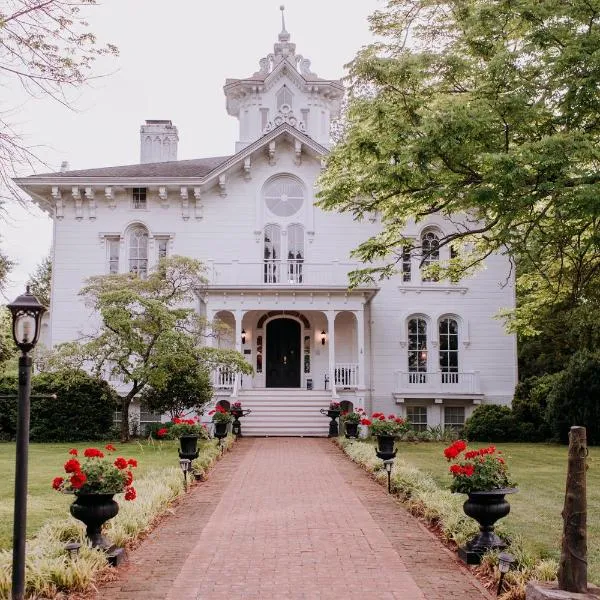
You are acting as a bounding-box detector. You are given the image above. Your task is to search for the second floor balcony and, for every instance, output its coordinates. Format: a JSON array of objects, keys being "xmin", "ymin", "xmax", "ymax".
[{"xmin": 206, "ymin": 259, "xmax": 363, "ymax": 288}]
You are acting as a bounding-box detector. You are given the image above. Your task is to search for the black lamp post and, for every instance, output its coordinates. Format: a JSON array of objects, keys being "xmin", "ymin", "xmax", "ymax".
[{"xmin": 7, "ymin": 286, "xmax": 46, "ymax": 600}]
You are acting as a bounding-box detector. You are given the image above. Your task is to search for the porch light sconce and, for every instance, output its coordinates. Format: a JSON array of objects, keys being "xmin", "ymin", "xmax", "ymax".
[
  {"xmin": 241, "ymin": 329, "xmax": 246, "ymax": 345},
  {"xmin": 321, "ymin": 331, "xmax": 326, "ymax": 346}
]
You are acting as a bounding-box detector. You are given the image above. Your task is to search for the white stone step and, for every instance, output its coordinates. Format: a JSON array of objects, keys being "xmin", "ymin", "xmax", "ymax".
[{"xmin": 232, "ymin": 390, "xmax": 337, "ymax": 436}]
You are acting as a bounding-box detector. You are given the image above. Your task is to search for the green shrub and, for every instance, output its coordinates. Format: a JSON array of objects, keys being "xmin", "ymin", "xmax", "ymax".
[
  {"xmin": 463, "ymin": 404, "xmax": 516, "ymax": 442},
  {"xmin": 31, "ymin": 370, "xmax": 117, "ymax": 442},
  {"xmin": 0, "ymin": 374, "xmax": 18, "ymax": 440},
  {"xmin": 546, "ymin": 351, "xmax": 600, "ymax": 445},
  {"xmin": 512, "ymin": 374, "xmax": 559, "ymax": 441},
  {"xmin": 146, "ymin": 421, "xmax": 172, "ymax": 439}
]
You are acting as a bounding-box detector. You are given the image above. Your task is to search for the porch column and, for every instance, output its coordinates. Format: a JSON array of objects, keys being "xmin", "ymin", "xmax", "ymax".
[
  {"xmin": 355, "ymin": 309, "xmax": 365, "ymax": 390},
  {"xmin": 232, "ymin": 309, "xmax": 243, "ymax": 397},
  {"xmin": 327, "ymin": 310, "xmax": 338, "ymax": 398}
]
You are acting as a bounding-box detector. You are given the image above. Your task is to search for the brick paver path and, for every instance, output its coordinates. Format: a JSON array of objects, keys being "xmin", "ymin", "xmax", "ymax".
[{"xmin": 96, "ymin": 439, "xmax": 492, "ymax": 600}]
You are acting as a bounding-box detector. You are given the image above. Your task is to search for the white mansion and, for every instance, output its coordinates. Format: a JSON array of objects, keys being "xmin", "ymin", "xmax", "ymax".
[{"xmin": 15, "ymin": 18, "xmax": 517, "ymax": 436}]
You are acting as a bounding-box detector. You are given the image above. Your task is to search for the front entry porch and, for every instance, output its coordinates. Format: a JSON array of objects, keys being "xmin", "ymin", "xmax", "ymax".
[{"xmin": 200, "ymin": 286, "xmax": 376, "ymax": 436}]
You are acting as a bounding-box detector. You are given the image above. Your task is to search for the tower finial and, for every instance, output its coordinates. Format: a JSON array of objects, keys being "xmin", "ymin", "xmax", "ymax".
[{"xmin": 279, "ymin": 5, "xmax": 290, "ymax": 42}]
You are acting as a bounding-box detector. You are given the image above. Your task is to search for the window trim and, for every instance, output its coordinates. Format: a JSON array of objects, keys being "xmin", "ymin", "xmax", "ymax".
[{"xmin": 131, "ymin": 187, "xmax": 148, "ymax": 210}]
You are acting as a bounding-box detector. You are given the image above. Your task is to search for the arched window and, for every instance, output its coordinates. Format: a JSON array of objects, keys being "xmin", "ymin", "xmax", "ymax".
[
  {"xmin": 439, "ymin": 318, "xmax": 459, "ymax": 383},
  {"xmin": 128, "ymin": 226, "xmax": 149, "ymax": 278},
  {"xmin": 276, "ymin": 85, "xmax": 293, "ymax": 110},
  {"xmin": 421, "ymin": 230, "xmax": 440, "ymax": 282},
  {"xmin": 408, "ymin": 318, "xmax": 428, "ymax": 382},
  {"xmin": 263, "ymin": 175, "xmax": 304, "ymax": 217},
  {"xmin": 287, "ymin": 223, "xmax": 304, "ymax": 283},
  {"xmin": 264, "ymin": 224, "xmax": 281, "ymax": 283}
]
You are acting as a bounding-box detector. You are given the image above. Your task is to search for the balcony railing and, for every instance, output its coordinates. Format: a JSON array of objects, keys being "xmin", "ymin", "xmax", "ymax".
[
  {"xmin": 213, "ymin": 368, "xmax": 235, "ymax": 389},
  {"xmin": 335, "ymin": 363, "xmax": 359, "ymax": 388},
  {"xmin": 207, "ymin": 260, "xmax": 364, "ymax": 287},
  {"xmin": 395, "ymin": 371, "xmax": 481, "ymax": 395}
]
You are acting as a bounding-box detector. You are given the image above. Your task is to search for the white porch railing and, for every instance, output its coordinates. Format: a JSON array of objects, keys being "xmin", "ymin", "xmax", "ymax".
[
  {"xmin": 395, "ymin": 371, "xmax": 481, "ymax": 395},
  {"xmin": 207, "ymin": 260, "xmax": 364, "ymax": 287},
  {"xmin": 213, "ymin": 368, "xmax": 235, "ymax": 389},
  {"xmin": 335, "ymin": 363, "xmax": 359, "ymax": 388}
]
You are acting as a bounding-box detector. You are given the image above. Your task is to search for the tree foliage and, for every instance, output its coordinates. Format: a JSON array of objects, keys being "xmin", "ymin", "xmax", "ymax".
[
  {"xmin": 545, "ymin": 350, "xmax": 600, "ymax": 445},
  {"xmin": 0, "ymin": 0, "xmax": 118, "ymax": 201},
  {"xmin": 27, "ymin": 252, "xmax": 52, "ymax": 308},
  {"xmin": 50, "ymin": 256, "xmax": 252, "ymax": 441},
  {"xmin": 317, "ymin": 0, "xmax": 600, "ymax": 321}
]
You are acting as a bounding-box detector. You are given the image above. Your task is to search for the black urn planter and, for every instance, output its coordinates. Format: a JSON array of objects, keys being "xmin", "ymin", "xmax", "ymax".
[
  {"xmin": 213, "ymin": 421, "xmax": 229, "ymax": 440},
  {"xmin": 70, "ymin": 493, "xmax": 119, "ymax": 549},
  {"xmin": 230, "ymin": 408, "xmax": 251, "ymax": 437},
  {"xmin": 458, "ymin": 488, "xmax": 518, "ymax": 564},
  {"xmin": 375, "ymin": 435, "xmax": 397, "ymax": 460},
  {"xmin": 326, "ymin": 409, "xmax": 340, "ymax": 437},
  {"xmin": 178, "ymin": 434, "xmax": 200, "ymax": 461},
  {"xmin": 344, "ymin": 421, "xmax": 359, "ymax": 438}
]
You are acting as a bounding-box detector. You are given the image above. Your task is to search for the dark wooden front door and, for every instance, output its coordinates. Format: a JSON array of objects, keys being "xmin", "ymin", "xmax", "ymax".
[{"xmin": 266, "ymin": 318, "xmax": 301, "ymax": 388}]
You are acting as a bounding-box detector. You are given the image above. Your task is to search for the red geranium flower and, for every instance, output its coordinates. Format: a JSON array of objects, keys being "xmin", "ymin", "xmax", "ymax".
[
  {"xmin": 127, "ymin": 458, "xmax": 138, "ymax": 467},
  {"xmin": 156, "ymin": 428, "xmax": 168, "ymax": 438},
  {"xmin": 70, "ymin": 471, "xmax": 87, "ymax": 489},
  {"xmin": 443, "ymin": 446, "xmax": 459, "ymax": 460},
  {"xmin": 52, "ymin": 477, "xmax": 64, "ymax": 490},
  {"xmin": 68, "ymin": 448, "xmax": 78, "ymax": 456},
  {"xmin": 208, "ymin": 410, "xmax": 215, "ymax": 416},
  {"xmin": 124, "ymin": 487, "xmax": 137, "ymax": 501},
  {"xmin": 114, "ymin": 457, "xmax": 128, "ymax": 470},
  {"xmin": 64, "ymin": 458, "xmax": 81, "ymax": 473},
  {"xmin": 360, "ymin": 418, "xmax": 372, "ymax": 426},
  {"xmin": 105, "ymin": 444, "xmax": 116, "ymax": 452},
  {"xmin": 125, "ymin": 470, "xmax": 134, "ymax": 486},
  {"xmin": 84, "ymin": 448, "xmax": 104, "ymax": 458},
  {"xmin": 454, "ymin": 440, "xmax": 467, "ymax": 452}
]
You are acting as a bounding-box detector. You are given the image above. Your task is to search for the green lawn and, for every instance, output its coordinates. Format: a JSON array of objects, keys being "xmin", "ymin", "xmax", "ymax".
[
  {"xmin": 0, "ymin": 439, "xmax": 191, "ymax": 550},
  {"xmin": 395, "ymin": 442, "xmax": 600, "ymax": 583}
]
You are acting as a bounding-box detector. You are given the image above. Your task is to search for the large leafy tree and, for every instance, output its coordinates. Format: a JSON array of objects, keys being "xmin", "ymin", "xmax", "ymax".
[
  {"xmin": 318, "ymin": 0, "xmax": 600, "ymax": 322},
  {"xmin": 51, "ymin": 256, "xmax": 252, "ymax": 441}
]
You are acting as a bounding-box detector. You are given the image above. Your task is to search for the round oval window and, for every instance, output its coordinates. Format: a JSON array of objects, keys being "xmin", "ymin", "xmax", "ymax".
[{"xmin": 264, "ymin": 176, "xmax": 304, "ymax": 217}]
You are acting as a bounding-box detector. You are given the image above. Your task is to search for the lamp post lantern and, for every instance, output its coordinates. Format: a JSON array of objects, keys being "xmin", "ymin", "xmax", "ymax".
[{"xmin": 7, "ymin": 286, "xmax": 46, "ymax": 600}]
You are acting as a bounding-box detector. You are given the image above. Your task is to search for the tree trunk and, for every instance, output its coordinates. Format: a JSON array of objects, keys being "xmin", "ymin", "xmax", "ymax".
[{"xmin": 558, "ymin": 425, "xmax": 588, "ymax": 593}]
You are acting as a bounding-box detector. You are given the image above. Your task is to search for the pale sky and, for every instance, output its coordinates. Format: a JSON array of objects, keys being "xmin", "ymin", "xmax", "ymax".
[{"xmin": 1, "ymin": 0, "xmax": 382, "ymax": 302}]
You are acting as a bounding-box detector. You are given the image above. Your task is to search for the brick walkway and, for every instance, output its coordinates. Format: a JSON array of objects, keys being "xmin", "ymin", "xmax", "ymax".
[{"xmin": 96, "ymin": 439, "xmax": 492, "ymax": 600}]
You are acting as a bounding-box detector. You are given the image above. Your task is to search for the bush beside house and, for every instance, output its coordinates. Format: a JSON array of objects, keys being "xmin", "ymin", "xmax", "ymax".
[{"xmin": 0, "ymin": 369, "xmax": 117, "ymax": 442}]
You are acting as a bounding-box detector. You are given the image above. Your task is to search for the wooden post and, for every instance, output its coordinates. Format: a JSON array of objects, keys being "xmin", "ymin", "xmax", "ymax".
[{"xmin": 558, "ymin": 425, "xmax": 588, "ymax": 593}]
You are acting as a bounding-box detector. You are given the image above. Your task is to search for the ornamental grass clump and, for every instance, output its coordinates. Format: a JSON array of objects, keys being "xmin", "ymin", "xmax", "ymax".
[
  {"xmin": 51, "ymin": 445, "xmax": 137, "ymax": 499},
  {"xmin": 362, "ymin": 412, "xmax": 411, "ymax": 437},
  {"xmin": 443, "ymin": 440, "xmax": 515, "ymax": 493}
]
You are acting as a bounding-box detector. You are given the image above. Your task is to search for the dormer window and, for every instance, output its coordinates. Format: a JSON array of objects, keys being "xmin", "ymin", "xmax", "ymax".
[
  {"xmin": 132, "ymin": 187, "xmax": 147, "ymax": 209},
  {"xmin": 277, "ymin": 85, "xmax": 293, "ymax": 110}
]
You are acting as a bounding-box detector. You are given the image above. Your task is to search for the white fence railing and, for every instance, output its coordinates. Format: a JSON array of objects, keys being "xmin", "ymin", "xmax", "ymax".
[
  {"xmin": 207, "ymin": 260, "xmax": 366, "ymax": 287},
  {"xmin": 213, "ymin": 368, "xmax": 235, "ymax": 389},
  {"xmin": 335, "ymin": 363, "xmax": 359, "ymax": 388},
  {"xmin": 395, "ymin": 371, "xmax": 481, "ymax": 395}
]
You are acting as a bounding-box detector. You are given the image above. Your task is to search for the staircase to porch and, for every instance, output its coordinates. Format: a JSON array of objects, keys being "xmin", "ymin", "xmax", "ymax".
[{"xmin": 235, "ymin": 389, "xmax": 332, "ymax": 437}]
